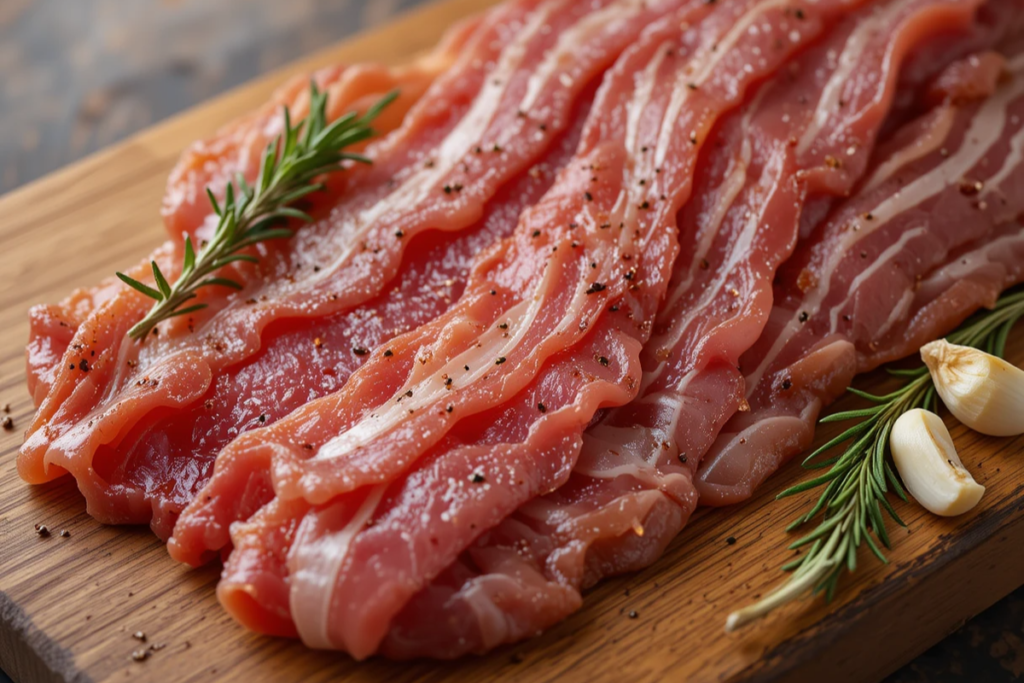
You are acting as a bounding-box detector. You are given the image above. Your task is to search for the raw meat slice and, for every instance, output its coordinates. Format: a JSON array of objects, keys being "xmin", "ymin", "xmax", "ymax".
[
  {"xmin": 188, "ymin": 0, "xmax": 890, "ymax": 658},
  {"xmin": 170, "ymin": 0, "xmax": 730, "ymax": 564},
  {"xmin": 697, "ymin": 45, "xmax": 1024, "ymax": 506},
  {"xmin": 384, "ymin": 0, "xmax": 1010, "ymax": 658},
  {"xmin": 163, "ymin": 90, "xmax": 591, "ymax": 549},
  {"xmin": 162, "ymin": 15, "xmax": 483, "ymax": 245},
  {"xmin": 19, "ymin": 0, "xmax": 634, "ymax": 523},
  {"xmin": 24, "ymin": 22, "xmax": 478, "ymax": 407}
]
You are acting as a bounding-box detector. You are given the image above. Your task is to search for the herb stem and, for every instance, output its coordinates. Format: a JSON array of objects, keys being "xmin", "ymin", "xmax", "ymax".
[
  {"xmin": 117, "ymin": 85, "xmax": 398, "ymax": 340},
  {"xmin": 726, "ymin": 286, "xmax": 1024, "ymax": 631}
]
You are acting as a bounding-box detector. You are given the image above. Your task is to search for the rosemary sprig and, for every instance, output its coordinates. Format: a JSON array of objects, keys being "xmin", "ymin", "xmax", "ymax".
[
  {"xmin": 117, "ymin": 85, "xmax": 398, "ymax": 340},
  {"xmin": 727, "ymin": 287, "xmax": 1024, "ymax": 631}
]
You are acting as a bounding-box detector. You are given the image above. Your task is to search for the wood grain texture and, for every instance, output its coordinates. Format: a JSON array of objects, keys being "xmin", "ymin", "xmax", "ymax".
[{"xmin": 1, "ymin": 1, "xmax": 1023, "ymax": 682}]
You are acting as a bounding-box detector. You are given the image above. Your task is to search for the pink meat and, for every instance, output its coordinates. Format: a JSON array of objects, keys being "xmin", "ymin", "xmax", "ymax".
[
  {"xmin": 162, "ymin": 17, "xmax": 482, "ymax": 244},
  {"xmin": 23, "ymin": 23, "xmax": 480, "ymax": 407},
  {"xmin": 183, "ymin": 0, "xmax": 889, "ymax": 659},
  {"xmin": 20, "ymin": 0, "xmax": 647, "ymax": 519},
  {"xmin": 697, "ymin": 40, "xmax": 1024, "ymax": 506},
  {"xmin": 161, "ymin": 90, "xmax": 591, "ymax": 550},
  {"xmin": 383, "ymin": 0, "xmax": 1009, "ymax": 658}
]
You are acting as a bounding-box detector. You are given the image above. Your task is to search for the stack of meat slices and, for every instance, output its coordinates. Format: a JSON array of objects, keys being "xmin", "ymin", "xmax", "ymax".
[{"xmin": 18, "ymin": 0, "xmax": 1024, "ymax": 659}]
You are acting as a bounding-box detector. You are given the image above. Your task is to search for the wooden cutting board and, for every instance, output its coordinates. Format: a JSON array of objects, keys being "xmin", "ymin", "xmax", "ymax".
[{"xmin": 2, "ymin": 1, "xmax": 1023, "ymax": 681}]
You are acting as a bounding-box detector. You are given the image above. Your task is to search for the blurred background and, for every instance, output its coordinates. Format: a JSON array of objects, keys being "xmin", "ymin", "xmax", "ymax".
[
  {"xmin": 0, "ymin": 0, "xmax": 424, "ymax": 193},
  {"xmin": 0, "ymin": 1, "xmax": 1021, "ymax": 681}
]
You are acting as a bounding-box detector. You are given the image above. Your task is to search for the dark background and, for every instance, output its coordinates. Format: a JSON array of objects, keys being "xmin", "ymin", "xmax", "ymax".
[{"xmin": 0, "ymin": 1, "xmax": 1021, "ymax": 681}]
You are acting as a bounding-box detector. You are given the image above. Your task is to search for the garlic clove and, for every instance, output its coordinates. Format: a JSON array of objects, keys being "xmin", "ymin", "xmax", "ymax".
[
  {"xmin": 890, "ymin": 409, "xmax": 984, "ymax": 517},
  {"xmin": 921, "ymin": 339, "xmax": 1024, "ymax": 437}
]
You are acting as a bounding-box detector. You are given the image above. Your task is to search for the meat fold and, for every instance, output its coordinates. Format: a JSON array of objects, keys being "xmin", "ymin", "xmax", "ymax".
[
  {"xmin": 174, "ymin": 0, "xmax": 908, "ymax": 659},
  {"xmin": 384, "ymin": 0, "xmax": 1013, "ymax": 658},
  {"xmin": 162, "ymin": 16, "xmax": 483, "ymax": 246},
  {"xmin": 23, "ymin": 41, "xmax": 463, "ymax": 410},
  {"xmin": 21, "ymin": 0, "xmax": 652, "ymax": 531},
  {"xmin": 697, "ymin": 41, "xmax": 1024, "ymax": 506},
  {"xmin": 19, "ymin": 0, "xmax": 1024, "ymax": 663}
]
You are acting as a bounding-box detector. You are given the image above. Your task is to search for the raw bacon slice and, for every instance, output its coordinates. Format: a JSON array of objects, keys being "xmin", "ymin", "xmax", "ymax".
[
  {"xmin": 383, "ymin": 0, "xmax": 1007, "ymax": 657},
  {"xmin": 169, "ymin": 0, "xmax": 727, "ymax": 564},
  {"xmin": 184, "ymin": 0, "xmax": 888, "ymax": 658},
  {"xmin": 154, "ymin": 94, "xmax": 591, "ymax": 547},
  {"xmin": 162, "ymin": 16, "xmax": 482, "ymax": 244},
  {"xmin": 20, "ymin": 0, "xmax": 643, "ymax": 521},
  {"xmin": 24, "ymin": 24, "xmax": 478, "ymax": 407},
  {"xmin": 697, "ymin": 46, "xmax": 1024, "ymax": 506}
]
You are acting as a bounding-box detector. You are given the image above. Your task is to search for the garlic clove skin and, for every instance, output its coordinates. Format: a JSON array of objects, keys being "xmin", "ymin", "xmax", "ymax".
[
  {"xmin": 920, "ymin": 339, "xmax": 1024, "ymax": 437},
  {"xmin": 890, "ymin": 409, "xmax": 985, "ymax": 517}
]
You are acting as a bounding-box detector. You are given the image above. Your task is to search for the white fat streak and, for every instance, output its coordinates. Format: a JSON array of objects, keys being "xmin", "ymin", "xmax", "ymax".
[
  {"xmin": 797, "ymin": 0, "xmax": 918, "ymax": 155},
  {"xmin": 307, "ymin": 3, "xmax": 556, "ymax": 283},
  {"xmin": 979, "ymin": 55, "xmax": 1024, "ymax": 194},
  {"xmin": 573, "ymin": 423, "xmax": 659, "ymax": 477},
  {"xmin": 983, "ymin": 123, "xmax": 1024, "ymax": 198},
  {"xmin": 659, "ymin": 89, "xmax": 762, "ymax": 318},
  {"xmin": 291, "ymin": 485, "xmax": 386, "ymax": 649},
  {"xmin": 919, "ymin": 227, "xmax": 1024, "ymax": 288},
  {"xmin": 745, "ymin": 77, "xmax": 1024, "ymax": 394},
  {"xmin": 521, "ymin": 0, "xmax": 649, "ymax": 111},
  {"xmin": 875, "ymin": 289, "xmax": 915, "ymax": 339},
  {"xmin": 827, "ymin": 226, "xmax": 925, "ymax": 332},
  {"xmin": 315, "ymin": 273, "xmax": 555, "ymax": 463},
  {"xmin": 626, "ymin": 42, "xmax": 671, "ymax": 160},
  {"xmin": 654, "ymin": 0, "xmax": 789, "ymax": 169},
  {"xmin": 861, "ymin": 106, "xmax": 957, "ymax": 193},
  {"xmin": 642, "ymin": 89, "xmax": 767, "ymax": 391}
]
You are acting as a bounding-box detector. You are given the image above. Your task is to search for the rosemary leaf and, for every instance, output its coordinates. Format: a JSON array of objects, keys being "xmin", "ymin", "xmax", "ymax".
[
  {"xmin": 117, "ymin": 84, "xmax": 398, "ymax": 340},
  {"xmin": 726, "ymin": 286, "xmax": 1024, "ymax": 632}
]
